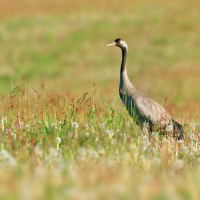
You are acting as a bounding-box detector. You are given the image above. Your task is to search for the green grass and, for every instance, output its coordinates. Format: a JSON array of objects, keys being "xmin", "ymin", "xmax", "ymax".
[
  {"xmin": 0, "ymin": 83, "xmax": 199, "ymax": 199},
  {"xmin": 0, "ymin": 0, "xmax": 200, "ymax": 199}
]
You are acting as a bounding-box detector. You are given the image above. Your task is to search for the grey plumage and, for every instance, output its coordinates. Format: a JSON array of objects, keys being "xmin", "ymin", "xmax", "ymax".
[{"xmin": 107, "ymin": 38, "xmax": 184, "ymax": 140}]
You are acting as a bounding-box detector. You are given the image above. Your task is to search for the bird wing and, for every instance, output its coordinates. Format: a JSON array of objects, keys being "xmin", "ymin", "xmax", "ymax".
[{"xmin": 133, "ymin": 91, "xmax": 170, "ymax": 127}]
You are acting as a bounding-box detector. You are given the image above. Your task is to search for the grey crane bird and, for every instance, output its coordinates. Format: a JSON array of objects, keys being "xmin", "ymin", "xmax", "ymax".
[{"xmin": 107, "ymin": 38, "xmax": 184, "ymax": 140}]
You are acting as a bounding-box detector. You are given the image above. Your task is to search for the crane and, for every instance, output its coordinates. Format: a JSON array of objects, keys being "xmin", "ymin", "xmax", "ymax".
[{"xmin": 106, "ymin": 38, "xmax": 184, "ymax": 140}]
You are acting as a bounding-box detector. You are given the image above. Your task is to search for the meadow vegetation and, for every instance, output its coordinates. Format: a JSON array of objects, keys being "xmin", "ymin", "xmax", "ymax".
[{"xmin": 0, "ymin": 0, "xmax": 200, "ymax": 199}]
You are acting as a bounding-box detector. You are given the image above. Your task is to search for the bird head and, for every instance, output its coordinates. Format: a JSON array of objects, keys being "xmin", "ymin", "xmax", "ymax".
[{"xmin": 106, "ymin": 38, "xmax": 128, "ymax": 50}]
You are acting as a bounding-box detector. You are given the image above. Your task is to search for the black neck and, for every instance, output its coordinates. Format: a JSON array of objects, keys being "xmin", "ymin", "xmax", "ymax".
[{"xmin": 120, "ymin": 47, "xmax": 127, "ymax": 73}]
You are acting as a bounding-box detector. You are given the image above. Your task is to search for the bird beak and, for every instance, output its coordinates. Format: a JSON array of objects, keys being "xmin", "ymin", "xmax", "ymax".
[{"xmin": 106, "ymin": 42, "xmax": 116, "ymax": 47}]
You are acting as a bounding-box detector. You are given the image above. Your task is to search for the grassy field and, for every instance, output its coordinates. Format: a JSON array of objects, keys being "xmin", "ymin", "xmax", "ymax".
[{"xmin": 0, "ymin": 0, "xmax": 200, "ymax": 199}]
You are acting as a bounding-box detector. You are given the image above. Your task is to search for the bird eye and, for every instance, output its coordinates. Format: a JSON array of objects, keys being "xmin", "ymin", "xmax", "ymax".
[{"xmin": 115, "ymin": 38, "xmax": 123, "ymax": 43}]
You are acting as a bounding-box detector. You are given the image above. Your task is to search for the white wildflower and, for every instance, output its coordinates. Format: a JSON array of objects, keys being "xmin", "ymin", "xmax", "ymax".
[
  {"xmin": 5, "ymin": 128, "xmax": 13, "ymax": 134},
  {"xmin": 177, "ymin": 140, "xmax": 184, "ymax": 145},
  {"xmin": 111, "ymin": 138, "xmax": 117, "ymax": 145},
  {"xmin": 55, "ymin": 137, "xmax": 62, "ymax": 144},
  {"xmin": 11, "ymin": 132, "xmax": 16, "ymax": 140},
  {"xmin": 34, "ymin": 143, "xmax": 43, "ymax": 157},
  {"xmin": 84, "ymin": 123, "xmax": 89, "ymax": 129},
  {"xmin": 99, "ymin": 123, "xmax": 105, "ymax": 129},
  {"xmin": 173, "ymin": 159, "xmax": 184, "ymax": 170},
  {"xmin": 15, "ymin": 121, "xmax": 24, "ymax": 129},
  {"xmin": 180, "ymin": 146, "xmax": 188, "ymax": 154},
  {"xmin": 143, "ymin": 135, "xmax": 149, "ymax": 140},
  {"xmin": 190, "ymin": 122, "xmax": 197, "ymax": 130},
  {"xmin": 142, "ymin": 145, "xmax": 147, "ymax": 151},
  {"xmin": 19, "ymin": 121, "xmax": 24, "ymax": 129},
  {"xmin": 49, "ymin": 148, "xmax": 59, "ymax": 159},
  {"xmin": 85, "ymin": 132, "xmax": 90, "ymax": 137},
  {"xmin": 152, "ymin": 158, "xmax": 161, "ymax": 166},
  {"xmin": 151, "ymin": 132, "xmax": 158, "ymax": 139},
  {"xmin": 196, "ymin": 157, "xmax": 200, "ymax": 163},
  {"xmin": 191, "ymin": 146, "xmax": 197, "ymax": 153},
  {"xmin": 189, "ymin": 133, "xmax": 198, "ymax": 141},
  {"xmin": 162, "ymin": 137, "xmax": 169, "ymax": 144},
  {"xmin": 98, "ymin": 149, "xmax": 105, "ymax": 155},
  {"xmin": 189, "ymin": 152, "xmax": 194, "ymax": 157},
  {"xmin": 51, "ymin": 122, "xmax": 58, "ymax": 129},
  {"xmin": 105, "ymin": 130, "xmax": 114, "ymax": 138},
  {"xmin": 130, "ymin": 144, "xmax": 137, "ymax": 152},
  {"xmin": 5, "ymin": 128, "xmax": 16, "ymax": 139},
  {"xmin": 96, "ymin": 137, "xmax": 99, "ymax": 142},
  {"xmin": 72, "ymin": 122, "xmax": 79, "ymax": 129},
  {"xmin": 142, "ymin": 135, "xmax": 150, "ymax": 146},
  {"xmin": 0, "ymin": 150, "xmax": 17, "ymax": 167},
  {"xmin": 89, "ymin": 150, "xmax": 99, "ymax": 159},
  {"xmin": 166, "ymin": 124, "xmax": 173, "ymax": 132},
  {"xmin": 25, "ymin": 124, "xmax": 31, "ymax": 131},
  {"xmin": 78, "ymin": 147, "xmax": 87, "ymax": 157}
]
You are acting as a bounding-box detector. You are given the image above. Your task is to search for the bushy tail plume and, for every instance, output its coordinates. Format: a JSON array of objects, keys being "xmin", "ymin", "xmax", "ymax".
[{"xmin": 171, "ymin": 118, "xmax": 184, "ymax": 140}]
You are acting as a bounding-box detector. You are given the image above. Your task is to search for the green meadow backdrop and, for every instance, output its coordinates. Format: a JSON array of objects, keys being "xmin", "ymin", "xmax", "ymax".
[
  {"xmin": 0, "ymin": 0, "xmax": 200, "ymax": 199},
  {"xmin": 1, "ymin": 0, "xmax": 200, "ymax": 115}
]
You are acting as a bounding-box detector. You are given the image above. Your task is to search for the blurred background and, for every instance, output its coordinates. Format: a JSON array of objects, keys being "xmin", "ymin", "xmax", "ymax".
[
  {"xmin": 1, "ymin": 1, "xmax": 200, "ymax": 199},
  {"xmin": 0, "ymin": 0, "xmax": 200, "ymax": 116}
]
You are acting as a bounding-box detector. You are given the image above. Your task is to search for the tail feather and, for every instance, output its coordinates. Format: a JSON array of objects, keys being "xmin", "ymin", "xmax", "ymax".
[{"xmin": 171, "ymin": 118, "xmax": 184, "ymax": 140}]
